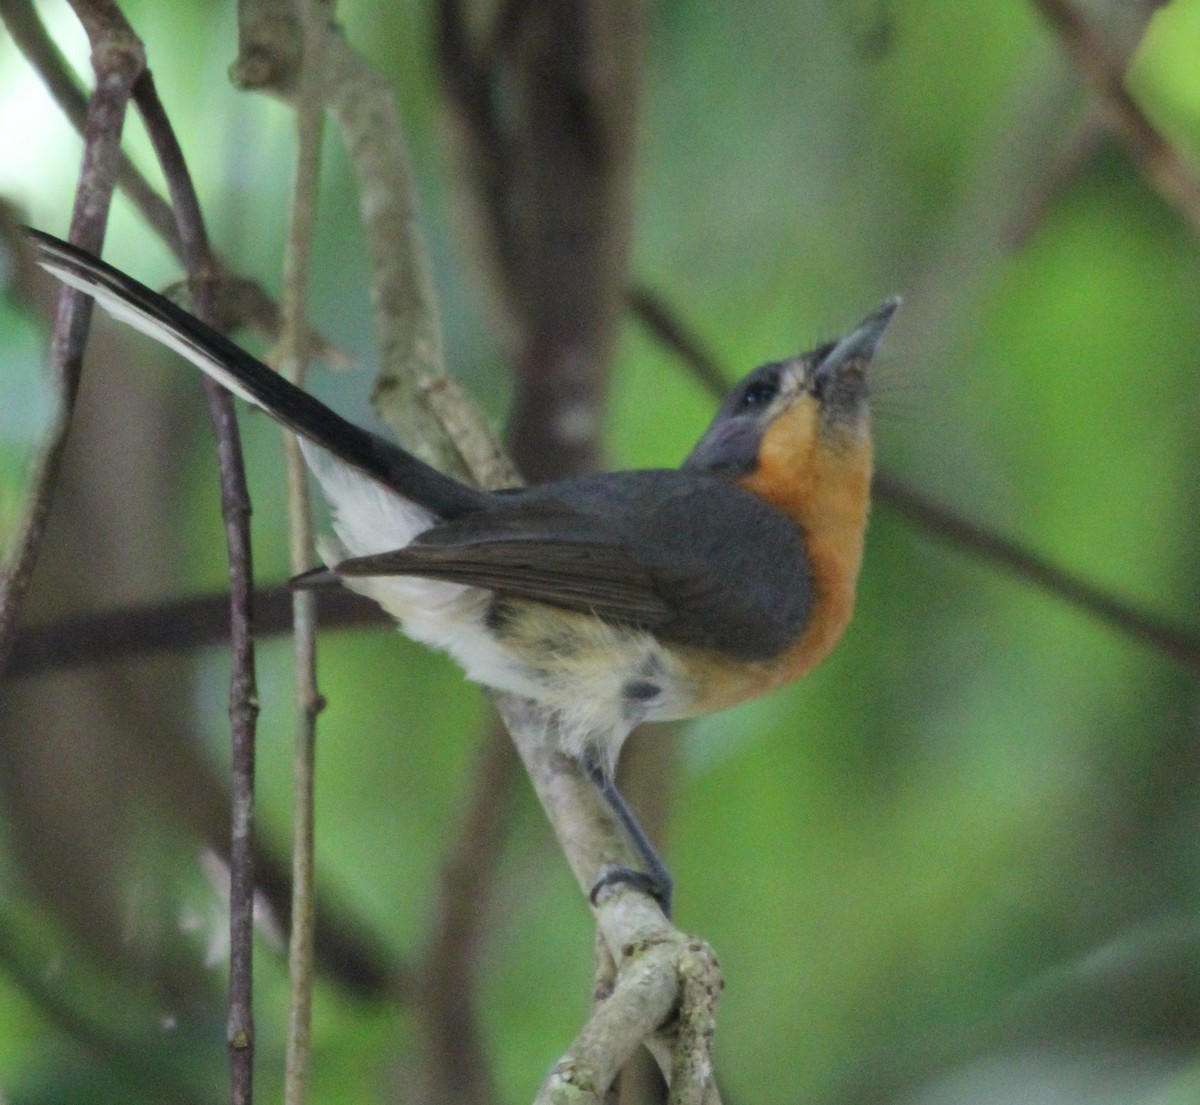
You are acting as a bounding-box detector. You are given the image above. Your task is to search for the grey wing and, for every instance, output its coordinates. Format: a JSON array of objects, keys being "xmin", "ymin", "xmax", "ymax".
[
  {"xmin": 334, "ymin": 505, "xmax": 673, "ymax": 623},
  {"xmin": 334, "ymin": 471, "xmax": 812, "ymax": 660},
  {"xmin": 575, "ymin": 471, "xmax": 813, "ymax": 658}
]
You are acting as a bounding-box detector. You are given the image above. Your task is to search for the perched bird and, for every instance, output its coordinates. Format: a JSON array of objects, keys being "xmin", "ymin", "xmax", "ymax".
[{"xmin": 28, "ymin": 228, "xmax": 897, "ymax": 911}]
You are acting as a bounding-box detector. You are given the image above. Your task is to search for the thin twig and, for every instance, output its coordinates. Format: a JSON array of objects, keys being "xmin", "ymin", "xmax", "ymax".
[
  {"xmin": 131, "ymin": 66, "xmax": 260, "ymax": 1105},
  {"xmin": 1003, "ymin": 1, "xmax": 1161, "ymax": 248},
  {"xmin": 627, "ymin": 287, "xmax": 1200, "ymax": 675},
  {"xmin": 274, "ymin": 2, "xmax": 332, "ymax": 1101},
  {"xmin": 0, "ymin": 4, "xmax": 144, "ymax": 675},
  {"xmin": 0, "ymin": 0, "xmax": 354, "ymax": 366},
  {"xmin": 0, "ymin": 0, "xmax": 181, "ymax": 251},
  {"xmin": 280, "ymin": 222, "xmax": 320, "ymax": 1105},
  {"xmin": 1032, "ymin": 0, "xmax": 1200, "ymax": 236}
]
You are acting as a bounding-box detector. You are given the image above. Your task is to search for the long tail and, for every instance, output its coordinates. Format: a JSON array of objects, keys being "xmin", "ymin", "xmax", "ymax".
[{"xmin": 26, "ymin": 228, "xmax": 488, "ymax": 519}]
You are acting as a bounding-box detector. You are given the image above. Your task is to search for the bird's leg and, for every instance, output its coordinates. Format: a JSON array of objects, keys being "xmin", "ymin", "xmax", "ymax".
[{"xmin": 583, "ymin": 752, "xmax": 674, "ymax": 919}]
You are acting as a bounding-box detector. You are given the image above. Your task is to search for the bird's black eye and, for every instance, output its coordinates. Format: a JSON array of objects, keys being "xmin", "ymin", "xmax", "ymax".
[{"xmin": 736, "ymin": 374, "xmax": 779, "ymax": 411}]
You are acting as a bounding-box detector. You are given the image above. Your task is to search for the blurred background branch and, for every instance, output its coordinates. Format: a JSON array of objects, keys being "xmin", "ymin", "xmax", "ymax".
[{"xmin": 1032, "ymin": 0, "xmax": 1200, "ymax": 235}]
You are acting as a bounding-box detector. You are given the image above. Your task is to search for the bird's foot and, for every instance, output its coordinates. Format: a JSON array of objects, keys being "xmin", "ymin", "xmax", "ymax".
[{"xmin": 589, "ymin": 865, "xmax": 673, "ymax": 919}]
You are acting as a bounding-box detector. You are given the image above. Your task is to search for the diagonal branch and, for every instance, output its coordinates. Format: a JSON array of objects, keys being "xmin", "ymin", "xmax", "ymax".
[
  {"xmin": 871, "ymin": 471, "xmax": 1200, "ymax": 673},
  {"xmin": 0, "ymin": 0, "xmax": 180, "ymax": 251},
  {"xmin": 498, "ymin": 695, "xmax": 721, "ymax": 1105},
  {"xmin": 0, "ymin": 2, "xmax": 144, "ymax": 674},
  {"xmin": 1031, "ymin": 0, "xmax": 1200, "ymax": 236},
  {"xmin": 2, "ymin": 0, "xmax": 348, "ymax": 365},
  {"xmin": 420, "ymin": 366, "xmax": 721, "ymax": 1104},
  {"xmin": 433, "ymin": 6, "xmax": 718, "ymax": 1102}
]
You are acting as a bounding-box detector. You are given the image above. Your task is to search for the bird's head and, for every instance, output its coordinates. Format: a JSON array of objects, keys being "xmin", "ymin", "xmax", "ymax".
[{"xmin": 684, "ymin": 298, "xmax": 899, "ymax": 482}]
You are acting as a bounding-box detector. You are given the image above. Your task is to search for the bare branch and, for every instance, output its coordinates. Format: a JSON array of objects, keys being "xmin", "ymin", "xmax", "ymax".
[
  {"xmin": 0, "ymin": 0, "xmax": 180, "ymax": 250},
  {"xmin": 130, "ymin": 60, "xmax": 260, "ymax": 1105},
  {"xmin": 1003, "ymin": 3, "xmax": 1160, "ymax": 248},
  {"xmin": 1032, "ymin": 0, "xmax": 1200, "ymax": 236},
  {"xmin": 1, "ymin": 0, "xmax": 353, "ymax": 369},
  {"xmin": 265, "ymin": 2, "xmax": 335, "ymax": 1100},
  {"xmin": 871, "ymin": 471, "xmax": 1200, "ymax": 673},
  {"xmin": 232, "ymin": 7, "xmax": 461, "ymax": 472},
  {"xmin": 4, "ymin": 586, "xmax": 385, "ymax": 679},
  {"xmin": 627, "ymin": 285, "xmax": 728, "ymax": 399},
  {"xmin": 0, "ymin": 2, "xmax": 144, "ymax": 674}
]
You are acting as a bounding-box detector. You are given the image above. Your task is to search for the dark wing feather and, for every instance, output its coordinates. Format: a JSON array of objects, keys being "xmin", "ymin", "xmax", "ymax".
[
  {"xmin": 332, "ymin": 471, "xmax": 812, "ymax": 660},
  {"xmin": 335, "ymin": 538, "xmax": 673, "ymax": 623}
]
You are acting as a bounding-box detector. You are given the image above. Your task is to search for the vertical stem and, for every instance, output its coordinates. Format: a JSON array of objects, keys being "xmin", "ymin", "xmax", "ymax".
[
  {"xmin": 218, "ymin": 408, "xmax": 259, "ymax": 1105},
  {"xmin": 131, "ymin": 69, "xmax": 261, "ymax": 1105},
  {"xmin": 278, "ymin": 3, "xmax": 331, "ymax": 1102}
]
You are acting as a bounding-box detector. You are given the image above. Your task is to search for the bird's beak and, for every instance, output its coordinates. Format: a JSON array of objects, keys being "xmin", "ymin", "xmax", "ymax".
[{"xmin": 811, "ymin": 296, "xmax": 901, "ymax": 388}]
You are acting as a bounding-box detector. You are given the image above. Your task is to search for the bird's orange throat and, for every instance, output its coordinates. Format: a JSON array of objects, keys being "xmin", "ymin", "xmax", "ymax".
[{"xmin": 690, "ymin": 415, "xmax": 873, "ymax": 713}]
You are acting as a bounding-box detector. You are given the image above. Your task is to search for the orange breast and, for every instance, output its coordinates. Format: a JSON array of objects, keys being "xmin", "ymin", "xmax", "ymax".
[{"xmin": 684, "ymin": 404, "xmax": 873, "ymax": 715}]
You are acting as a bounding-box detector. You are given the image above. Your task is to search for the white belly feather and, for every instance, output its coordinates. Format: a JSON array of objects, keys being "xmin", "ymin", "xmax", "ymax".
[{"xmin": 300, "ymin": 441, "xmax": 695, "ymax": 767}]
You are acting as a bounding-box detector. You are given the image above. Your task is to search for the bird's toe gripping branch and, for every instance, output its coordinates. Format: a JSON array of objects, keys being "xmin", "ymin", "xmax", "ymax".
[{"xmin": 582, "ymin": 751, "xmax": 675, "ymax": 919}]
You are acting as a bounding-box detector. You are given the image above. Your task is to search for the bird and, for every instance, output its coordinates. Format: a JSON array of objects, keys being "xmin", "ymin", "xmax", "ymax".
[{"xmin": 27, "ymin": 227, "xmax": 898, "ymax": 913}]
